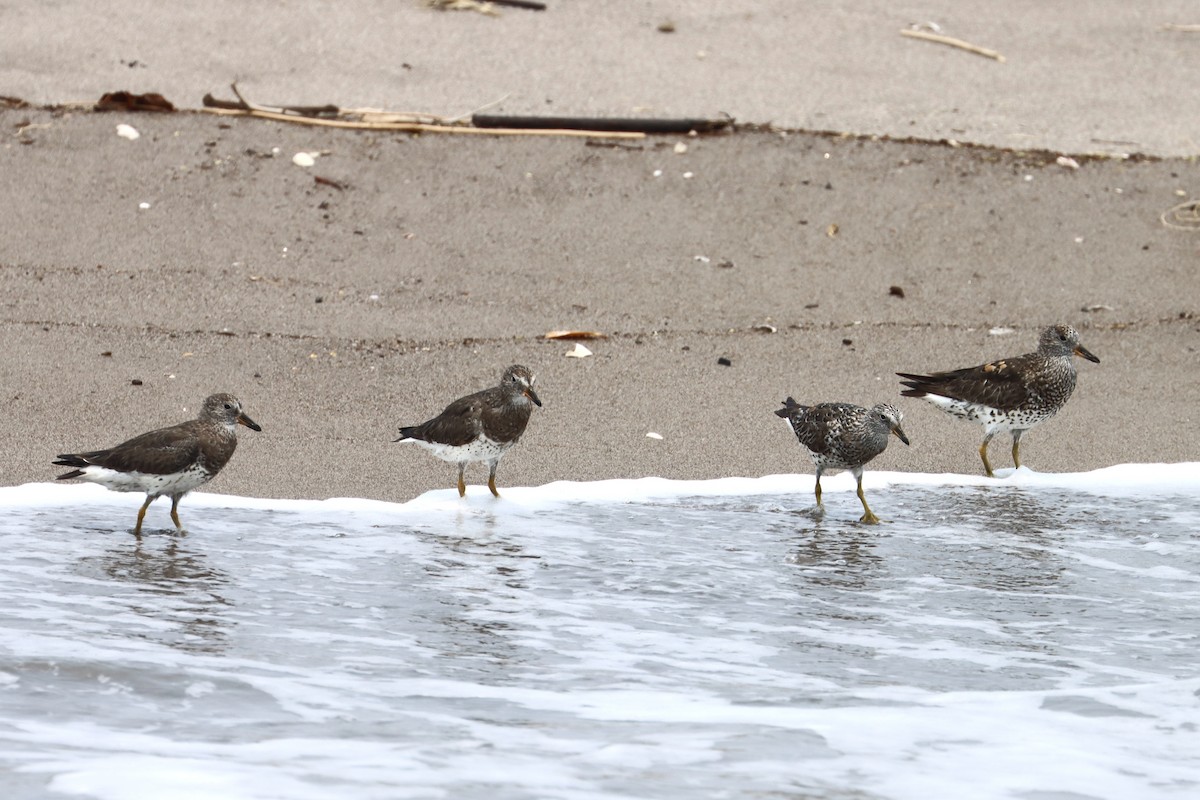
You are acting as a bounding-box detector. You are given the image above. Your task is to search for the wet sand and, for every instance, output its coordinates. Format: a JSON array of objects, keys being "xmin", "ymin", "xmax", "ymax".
[
  {"xmin": 2, "ymin": 2, "xmax": 1197, "ymax": 502},
  {"xmin": 3, "ymin": 112, "xmax": 1196, "ymax": 501}
]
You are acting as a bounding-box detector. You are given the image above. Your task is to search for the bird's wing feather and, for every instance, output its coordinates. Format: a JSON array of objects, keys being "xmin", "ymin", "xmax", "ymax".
[
  {"xmin": 898, "ymin": 354, "xmax": 1036, "ymax": 409},
  {"xmin": 788, "ymin": 404, "xmax": 848, "ymax": 456},
  {"xmin": 402, "ymin": 395, "xmax": 486, "ymax": 446},
  {"xmin": 70, "ymin": 422, "xmax": 205, "ymax": 475}
]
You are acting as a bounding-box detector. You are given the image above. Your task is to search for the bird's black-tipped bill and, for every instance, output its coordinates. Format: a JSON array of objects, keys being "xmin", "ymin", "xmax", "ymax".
[
  {"xmin": 238, "ymin": 413, "xmax": 263, "ymax": 432},
  {"xmin": 893, "ymin": 427, "xmax": 911, "ymax": 446},
  {"xmin": 1074, "ymin": 345, "xmax": 1100, "ymax": 364},
  {"xmin": 526, "ymin": 388, "xmax": 543, "ymax": 407}
]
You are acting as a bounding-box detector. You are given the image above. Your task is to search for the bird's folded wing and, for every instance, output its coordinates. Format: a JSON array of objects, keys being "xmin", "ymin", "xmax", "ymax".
[{"xmin": 899, "ymin": 357, "xmax": 1033, "ymax": 409}]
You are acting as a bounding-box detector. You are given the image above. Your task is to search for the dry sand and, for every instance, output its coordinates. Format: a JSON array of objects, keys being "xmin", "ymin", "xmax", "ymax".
[
  {"xmin": 6, "ymin": 1, "xmax": 1200, "ymax": 157},
  {"xmin": 2, "ymin": 2, "xmax": 1198, "ymax": 503}
]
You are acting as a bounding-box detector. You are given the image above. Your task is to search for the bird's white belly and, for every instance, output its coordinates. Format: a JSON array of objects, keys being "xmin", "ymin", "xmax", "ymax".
[
  {"xmin": 79, "ymin": 465, "xmax": 212, "ymax": 496},
  {"xmin": 922, "ymin": 395, "xmax": 1053, "ymax": 434},
  {"xmin": 405, "ymin": 436, "xmax": 511, "ymax": 464}
]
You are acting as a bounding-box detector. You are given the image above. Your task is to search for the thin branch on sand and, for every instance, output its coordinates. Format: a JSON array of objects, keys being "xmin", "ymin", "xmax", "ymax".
[
  {"xmin": 201, "ymin": 106, "xmax": 646, "ymax": 139},
  {"xmin": 900, "ymin": 28, "xmax": 1006, "ymax": 62}
]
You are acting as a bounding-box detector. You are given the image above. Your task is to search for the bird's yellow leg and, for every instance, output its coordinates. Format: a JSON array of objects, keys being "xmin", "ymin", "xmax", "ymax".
[
  {"xmin": 169, "ymin": 496, "xmax": 183, "ymax": 531},
  {"xmin": 488, "ymin": 463, "xmax": 501, "ymax": 498},
  {"xmin": 814, "ymin": 475, "xmax": 823, "ymax": 508},
  {"xmin": 457, "ymin": 464, "xmax": 467, "ymax": 498},
  {"xmin": 134, "ymin": 496, "xmax": 153, "ymax": 536},
  {"xmin": 979, "ymin": 432, "xmax": 996, "ymax": 477},
  {"xmin": 857, "ymin": 477, "xmax": 880, "ymax": 525},
  {"xmin": 1011, "ymin": 431, "xmax": 1023, "ymax": 470}
]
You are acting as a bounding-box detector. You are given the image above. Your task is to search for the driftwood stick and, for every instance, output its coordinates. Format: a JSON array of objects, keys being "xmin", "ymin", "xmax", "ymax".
[
  {"xmin": 491, "ymin": 0, "xmax": 546, "ymax": 8},
  {"xmin": 900, "ymin": 28, "xmax": 1006, "ymax": 62},
  {"xmin": 199, "ymin": 107, "xmax": 647, "ymax": 139},
  {"xmin": 472, "ymin": 114, "xmax": 732, "ymax": 134},
  {"xmin": 202, "ymin": 83, "xmax": 340, "ymax": 118},
  {"xmin": 202, "ymin": 93, "xmax": 248, "ymax": 111}
]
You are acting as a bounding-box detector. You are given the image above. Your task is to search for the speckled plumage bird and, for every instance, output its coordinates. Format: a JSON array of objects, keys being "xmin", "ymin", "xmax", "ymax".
[
  {"xmin": 775, "ymin": 398, "xmax": 910, "ymax": 524},
  {"xmin": 897, "ymin": 324, "xmax": 1100, "ymax": 476},
  {"xmin": 395, "ymin": 364, "xmax": 542, "ymax": 498},
  {"xmin": 54, "ymin": 393, "xmax": 261, "ymax": 535}
]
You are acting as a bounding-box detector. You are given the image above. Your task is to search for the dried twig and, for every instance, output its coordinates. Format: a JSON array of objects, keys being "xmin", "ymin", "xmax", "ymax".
[
  {"xmin": 425, "ymin": 0, "xmax": 499, "ymax": 16},
  {"xmin": 314, "ymin": 176, "xmax": 346, "ymax": 190},
  {"xmin": 200, "ymin": 106, "xmax": 645, "ymax": 139},
  {"xmin": 1163, "ymin": 23, "xmax": 1200, "ymax": 32},
  {"xmin": 330, "ymin": 108, "xmax": 460, "ymax": 125},
  {"xmin": 209, "ymin": 85, "xmax": 491, "ymax": 126},
  {"xmin": 204, "ymin": 83, "xmax": 340, "ymax": 118},
  {"xmin": 229, "ymin": 82, "xmax": 255, "ymax": 110},
  {"xmin": 444, "ymin": 93, "xmax": 511, "ymax": 124},
  {"xmin": 900, "ymin": 28, "xmax": 1006, "ymax": 62},
  {"xmin": 201, "ymin": 85, "xmax": 684, "ymax": 139},
  {"xmin": 425, "ymin": 0, "xmax": 546, "ymax": 14}
]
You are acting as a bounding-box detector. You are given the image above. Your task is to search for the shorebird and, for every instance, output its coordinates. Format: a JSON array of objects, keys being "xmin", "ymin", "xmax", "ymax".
[
  {"xmin": 775, "ymin": 398, "xmax": 910, "ymax": 524},
  {"xmin": 54, "ymin": 393, "xmax": 262, "ymax": 534},
  {"xmin": 897, "ymin": 324, "xmax": 1100, "ymax": 476},
  {"xmin": 395, "ymin": 364, "xmax": 542, "ymax": 497}
]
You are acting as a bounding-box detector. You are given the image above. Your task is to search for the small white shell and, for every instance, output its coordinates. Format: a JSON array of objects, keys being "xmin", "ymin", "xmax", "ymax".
[
  {"xmin": 565, "ymin": 343, "xmax": 593, "ymax": 358},
  {"xmin": 292, "ymin": 152, "xmax": 317, "ymax": 167},
  {"xmin": 645, "ymin": 432, "xmax": 664, "ymax": 440},
  {"xmin": 116, "ymin": 124, "xmax": 140, "ymax": 140}
]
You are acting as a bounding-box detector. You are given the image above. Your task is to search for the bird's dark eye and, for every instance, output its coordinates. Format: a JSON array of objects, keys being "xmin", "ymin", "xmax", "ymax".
[{"xmin": 224, "ymin": 403, "xmax": 233, "ymax": 410}]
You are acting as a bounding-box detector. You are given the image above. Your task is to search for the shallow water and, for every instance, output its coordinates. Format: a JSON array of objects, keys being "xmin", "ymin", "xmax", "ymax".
[{"xmin": 1, "ymin": 467, "xmax": 1199, "ymax": 800}]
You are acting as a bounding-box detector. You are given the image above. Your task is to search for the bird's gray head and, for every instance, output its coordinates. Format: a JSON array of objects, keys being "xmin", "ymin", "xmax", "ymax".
[
  {"xmin": 1038, "ymin": 324, "xmax": 1100, "ymax": 363},
  {"xmin": 868, "ymin": 403, "xmax": 910, "ymax": 446},
  {"xmin": 201, "ymin": 393, "xmax": 263, "ymax": 432},
  {"xmin": 502, "ymin": 365, "xmax": 542, "ymax": 408}
]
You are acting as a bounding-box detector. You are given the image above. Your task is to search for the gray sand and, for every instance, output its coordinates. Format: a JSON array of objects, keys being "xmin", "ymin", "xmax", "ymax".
[{"xmin": 2, "ymin": 2, "xmax": 1197, "ymax": 502}]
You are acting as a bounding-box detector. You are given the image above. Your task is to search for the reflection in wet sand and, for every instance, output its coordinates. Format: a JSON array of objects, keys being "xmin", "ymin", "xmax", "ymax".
[
  {"xmin": 408, "ymin": 509, "xmax": 543, "ymax": 673},
  {"xmin": 76, "ymin": 536, "xmax": 233, "ymax": 654},
  {"xmin": 891, "ymin": 485, "xmax": 1070, "ymax": 592}
]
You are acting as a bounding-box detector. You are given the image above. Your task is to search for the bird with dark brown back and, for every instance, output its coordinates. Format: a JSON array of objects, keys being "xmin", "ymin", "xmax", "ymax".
[
  {"xmin": 395, "ymin": 365, "xmax": 542, "ymax": 498},
  {"xmin": 898, "ymin": 324, "xmax": 1100, "ymax": 476},
  {"xmin": 775, "ymin": 399, "xmax": 910, "ymax": 524},
  {"xmin": 53, "ymin": 393, "xmax": 261, "ymax": 535}
]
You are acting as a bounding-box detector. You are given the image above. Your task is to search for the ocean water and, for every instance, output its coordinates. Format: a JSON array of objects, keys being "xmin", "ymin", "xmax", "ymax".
[{"xmin": 1, "ymin": 465, "xmax": 1198, "ymax": 800}]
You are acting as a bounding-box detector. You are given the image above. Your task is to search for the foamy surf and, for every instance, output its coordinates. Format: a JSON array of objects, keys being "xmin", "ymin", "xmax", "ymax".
[
  {"xmin": 7, "ymin": 460, "xmax": 1198, "ymax": 513},
  {"xmin": 1, "ymin": 464, "xmax": 1198, "ymax": 799}
]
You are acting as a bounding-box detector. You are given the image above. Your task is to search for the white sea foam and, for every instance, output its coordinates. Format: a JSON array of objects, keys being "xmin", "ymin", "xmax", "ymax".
[
  {"xmin": 7, "ymin": 460, "xmax": 1198, "ymax": 513},
  {"xmin": 1, "ymin": 465, "xmax": 1198, "ymax": 800}
]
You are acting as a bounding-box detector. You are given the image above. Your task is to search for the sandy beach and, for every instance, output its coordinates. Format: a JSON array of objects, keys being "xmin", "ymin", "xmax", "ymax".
[{"xmin": 2, "ymin": 2, "xmax": 1197, "ymax": 502}]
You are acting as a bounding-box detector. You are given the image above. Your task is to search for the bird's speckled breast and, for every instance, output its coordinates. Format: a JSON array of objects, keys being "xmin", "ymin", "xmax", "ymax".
[
  {"xmin": 404, "ymin": 436, "xmax": 514, "ymax": 465},
  {"xmin": 79, "ymin": 464, "xmax": 215, "ymax": 497}
]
